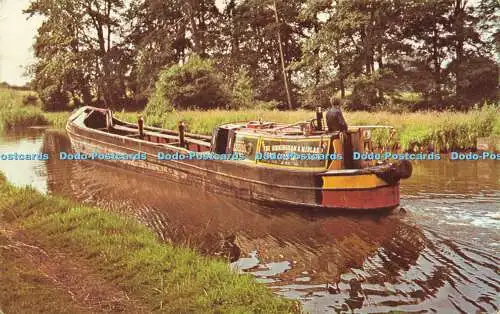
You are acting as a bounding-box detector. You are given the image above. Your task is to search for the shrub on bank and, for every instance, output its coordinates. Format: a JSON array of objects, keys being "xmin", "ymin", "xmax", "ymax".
[
  {"xmin": 146, "ymin": 55, "xmax": 231, "ymax": 115},
  {"xmin": 22, "ymin": 94, "xmax": 40, "ymax": 106},
  {"xmin": 231, "ymin": 68, "xmax": 255, "ymax": 109}
]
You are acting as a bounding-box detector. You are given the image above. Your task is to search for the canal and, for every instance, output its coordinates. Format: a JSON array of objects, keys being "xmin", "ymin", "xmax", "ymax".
[{"xmin": 0, "ymin": 128, "xmax": 498, "ymax": 313}]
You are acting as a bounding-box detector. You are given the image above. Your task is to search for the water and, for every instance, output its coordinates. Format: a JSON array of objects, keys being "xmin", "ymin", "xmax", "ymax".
[{"xmin": 0, "ymin": 129, "xmax": 498, "ymax": 313}]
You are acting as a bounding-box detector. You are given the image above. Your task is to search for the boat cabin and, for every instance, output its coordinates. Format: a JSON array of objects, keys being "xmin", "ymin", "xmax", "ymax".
[
  {"xmin": 211, "ymin": 119, "xmax": 393, "ymax": 171},
  {"xmin": 72, "ymin": 107, "xmax": 394, "ymax": 171}
]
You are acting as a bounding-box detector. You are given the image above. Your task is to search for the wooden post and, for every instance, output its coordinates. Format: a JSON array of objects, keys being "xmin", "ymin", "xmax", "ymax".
[
  {"xmin": 105, "ymin": 110, "xmax": 112, "ymax": 130},
  {"xmin": 272, "ymin": 0, "xmax": 292, "ymax": 110},
  {"xmin": 178, "ymin": 121, "xmax": 186, "ymax": 148},
  {"xmin": 138, "ymin": 116, "xmax": 144, "ymax": 138},
  {"xmin": 316, "ymin": 107, "xmax": 323, "ymax": 131}
]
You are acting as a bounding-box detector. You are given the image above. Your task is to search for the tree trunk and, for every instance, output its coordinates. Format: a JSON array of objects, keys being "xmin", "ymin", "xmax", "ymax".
[
  {"xmin": 432, "ymin": 27, "xmax": 442, "ymax": 104},
  {"xmin": 273, "ymin": 0, "xmax": 292, "ymax": 109},
  {"xmin": 454, "ymin": 0, "xmax": 466, "ymax": 100},
  {"xmin": 336, "ymin": 38, "xmax": 345, "ymax": 98},
  {"xmin": 377, "ymin": 44, "xmax": 384, "ymax": 100},
  {"xmin": 360, "ymin": 27, "xmax": 371, "ymax": 74}
]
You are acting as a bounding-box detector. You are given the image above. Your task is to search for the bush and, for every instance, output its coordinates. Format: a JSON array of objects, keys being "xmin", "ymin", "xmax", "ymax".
[
  {"xmin": 347, "ymin": 73, "xmax": 382, "ymax": 110},
  {"xmin": 39, "ymin": 85, "xmax": 70, "ymax": 111},
  {"xmin": 22, "ymin": 94, "xmax": 39, "ymax": 106},
  {"xmin": 146, "ymin": 55, "xmax": 230, "ymax": 115}
]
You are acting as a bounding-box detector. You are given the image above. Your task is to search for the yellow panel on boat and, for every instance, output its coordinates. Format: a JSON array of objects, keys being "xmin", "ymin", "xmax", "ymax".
[{"xmin": 322, "ymin": 174, "xmax": 388, "ymax": 190}]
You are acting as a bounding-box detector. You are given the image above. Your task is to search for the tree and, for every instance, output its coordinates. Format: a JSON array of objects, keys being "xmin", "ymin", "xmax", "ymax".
[
  {"xmin": 26, "ymin": 0, "xmax": 130, "ymax": 109},
  {"xmin": 299, "ymin": 0, "xmax": 412, "ymax": 108},
  {"xmin": 26, "ymin": 0, "xmax": 498, "ymax": 111},
  {"xmin": 126, "ymin": 0, "xmax": 224, "ymax": 99},
  {"xmin": 218, "ymin": 0, "xmax": 307, "ymax": 104}
]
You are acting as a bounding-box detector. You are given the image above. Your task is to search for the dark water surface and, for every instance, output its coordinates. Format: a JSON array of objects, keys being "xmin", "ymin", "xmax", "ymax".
[{"xmin": 1, "ymin": 129, "xmax": 498, "ymax": 313}]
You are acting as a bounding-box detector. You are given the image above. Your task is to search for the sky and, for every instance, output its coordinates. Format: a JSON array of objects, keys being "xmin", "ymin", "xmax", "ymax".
[{"xmin": 0, "ymin": 0, "xmax": 42, "ymax": 86}]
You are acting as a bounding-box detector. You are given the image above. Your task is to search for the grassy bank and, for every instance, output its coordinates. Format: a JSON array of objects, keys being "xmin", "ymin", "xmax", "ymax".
[
  {"xmin": 0, "ymin": 174, "xmax": 299, "ymax": 313},
  {"xmin": 0, "ymin": 88, "xmax": 48, "ymax": 131}
]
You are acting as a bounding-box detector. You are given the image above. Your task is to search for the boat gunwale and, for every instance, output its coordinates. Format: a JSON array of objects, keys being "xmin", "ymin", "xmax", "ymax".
[
  {"xmin": 67, "ymin": 123, "xmax": 397, "ymax": 191},
  {"xmin": 66, "ymin": 106, "xmax": 398, "ymax": 178}
]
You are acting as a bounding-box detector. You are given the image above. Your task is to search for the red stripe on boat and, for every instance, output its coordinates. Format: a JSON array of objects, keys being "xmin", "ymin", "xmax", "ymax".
[{"xmin": 321, "ymin": 184, "xmax": 399, "ymax": 210}]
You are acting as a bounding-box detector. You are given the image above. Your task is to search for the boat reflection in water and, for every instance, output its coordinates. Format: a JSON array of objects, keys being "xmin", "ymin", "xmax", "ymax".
[{"xmin": 30, "ymin": 130, "xmax": 498, "ymax": 313}]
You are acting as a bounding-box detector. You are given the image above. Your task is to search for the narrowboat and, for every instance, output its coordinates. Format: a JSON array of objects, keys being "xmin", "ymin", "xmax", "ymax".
[{"xmin": 66, "ymin": 106, "xmax": 412, "ymax": 211}]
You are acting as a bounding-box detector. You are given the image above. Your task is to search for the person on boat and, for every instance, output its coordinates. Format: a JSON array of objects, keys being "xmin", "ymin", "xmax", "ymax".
[
  {"xmin": 325, "ymin": 97, "xmax": 348, "ymax": 133},
  {"xmin": 326, "ymin": 97, "xmax": 353, "ymax": 168}
]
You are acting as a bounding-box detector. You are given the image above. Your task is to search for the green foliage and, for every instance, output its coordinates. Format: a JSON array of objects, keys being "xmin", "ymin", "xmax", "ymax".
[
  {"xmin": 447, "ymin": 56, "xmax": 499, "ymax": 108},
  {"xmin": 24, "ymin": 0, "xmax": 498, "ymax": 110},
  {"xmin": 146, "ymin": 55, "xmax": 231, "ymax": 114},
  {"xmin": 493, "ymin": 118, "xmax": 500, "ymax": 136},
  {"xmin": 299, "ymin": 82, "xmax": 336, "ymax": 109},
  {"xmin": 0, "ymin": 87, "xmax": 48, "ymax": 130},
  {"xmin": 38, "ymin": 84, "xmax": 71, "ymax": 111},
  {"xmin": 298, "ymin": 0, "xmax": 498, "ymax": 110},
  {"xmin": 231, "ymin": 68, "xmax": 255, "ymax": 109},
  {"xmin": 348, "ymin": 74, "xmax": 380, "ymax": 110},
  {"xmin": 0, "ymin": 175, "xmax": 300, "ymax": 313},
  {"xmin": 115, "ymin": 105, "xmax": 500, "ymax": 153},
  {"xmin": 0, "ymin": 106, "xmax": 48, "ymax": 131},
  {"xmin": 26, "ymin": 0, "xmax": 129, "ymax": 109},
  {"xmin": 0, "ymin": 86, "xmax": 70, "ymax": 130},
  {"xmin": 394, "ymin": 105, "xmax": 499, "ymax": 151},
  {"xmin": 135, "ymin": 105, "xmax": 500, "ymax": 152}
]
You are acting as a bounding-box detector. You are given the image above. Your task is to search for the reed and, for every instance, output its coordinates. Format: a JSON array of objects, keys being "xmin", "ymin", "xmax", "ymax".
[
  {"xmin": 44, "ymin": 111, "xmax": 71, "ymax": 128},
  {"xmin": 0, "ymin": 174, "xmax": 299, "ymax": 313},
  {"xmin": 0, "ymin": 87, "xmax": 71, "ymax": 130}
]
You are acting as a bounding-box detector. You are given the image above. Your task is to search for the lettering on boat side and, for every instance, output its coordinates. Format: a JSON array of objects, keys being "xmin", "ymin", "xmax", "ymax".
[
  {"xmin": 59, "ymin": 152, "xmax": 147, "ymax": 161},
  {"xmin": 261, "ymin": 144, "xmax": 323, "ymax": 154},
  {"xmin": 232, "ymin": 135, "xmax": 259, "ymax": 161},
  {"xmin": 257, "ymin": 138, "xmax": 330, "ymax": 168}
]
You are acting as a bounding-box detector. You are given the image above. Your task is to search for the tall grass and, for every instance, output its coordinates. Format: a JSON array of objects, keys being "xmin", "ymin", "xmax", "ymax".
[
  {"xmin": 0, "ymin": 88, "xmax": 48, "ymax": 131},
  {"xmin": 0, "ymin": 87, "xmax": 71, "ymax": 130},
  {"xmin": 116, "ymin": 105, "xmax": 499, "ymax": 152},
  {"xmin": 44, "ymin": 111, "xmax": 71, "ymax": 128},
  {"xmin": 0, "ymin": 174, "xmax": 299, "ymax": 313}
]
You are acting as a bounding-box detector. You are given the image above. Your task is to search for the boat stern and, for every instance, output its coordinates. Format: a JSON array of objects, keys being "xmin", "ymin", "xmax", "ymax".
[{"xmin": 318, "ymin": 161, "xmax": 411, "ymax": 210}]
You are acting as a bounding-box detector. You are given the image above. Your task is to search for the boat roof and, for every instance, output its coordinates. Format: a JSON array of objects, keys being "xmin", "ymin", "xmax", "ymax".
[{"xmin": 219, "ymin": 121, "xmax": 394, "ymax": 138}]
